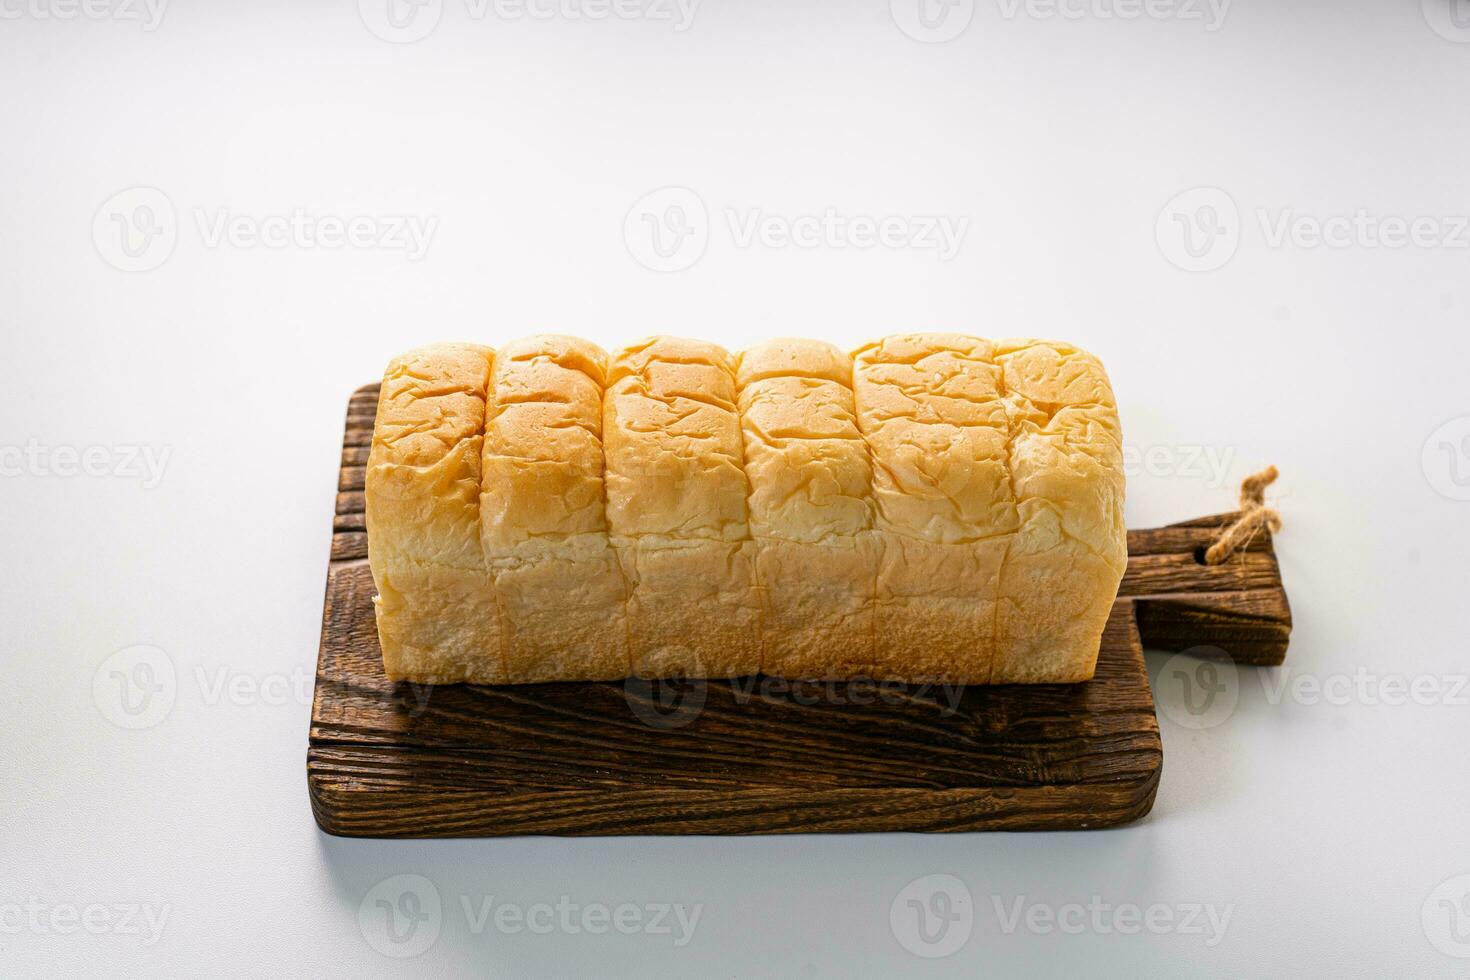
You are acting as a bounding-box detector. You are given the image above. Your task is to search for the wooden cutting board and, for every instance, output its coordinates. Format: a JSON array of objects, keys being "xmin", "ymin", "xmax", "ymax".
[{"xmin": 309, "ymin": 385, "xmax": 1291, "ymax": 837}]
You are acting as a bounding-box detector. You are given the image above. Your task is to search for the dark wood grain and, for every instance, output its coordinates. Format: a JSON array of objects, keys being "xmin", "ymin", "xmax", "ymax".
[
  {"xmin": 308, "ymin": 384, "xmax": 1290, "ymax": 838},
  {"xmin": 1125, "ymin": 512, "xmax": 1292, "ymax": 666}
]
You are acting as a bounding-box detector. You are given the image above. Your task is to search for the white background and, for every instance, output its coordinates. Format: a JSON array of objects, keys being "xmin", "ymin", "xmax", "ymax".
[{"xmin": 4, "ymin": 0, "xmax": 1470, "ymax": 976}]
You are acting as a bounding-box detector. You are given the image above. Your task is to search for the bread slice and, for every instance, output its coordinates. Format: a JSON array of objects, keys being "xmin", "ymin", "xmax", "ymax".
[
  {"xmin": 735, "ymin": 338, "xmax": 878, "ymax": 679},
  {"xmin": 365, "ymin": 343, "xmax": 505, "ymax": 683},
  {"xmin": 480, "ymin": 335, "xmax": 628, "ymax": 683},
  {"xmin": 990, "ymin": 340, "xmax": 1127, "ymax": 682},
  {"xmin": 852, "ymin": 335, "xmax": 1017, "ymax": 684},
  {"xmin": 603, "ymin": 337, "xmax": 763, "ymax": 678}
]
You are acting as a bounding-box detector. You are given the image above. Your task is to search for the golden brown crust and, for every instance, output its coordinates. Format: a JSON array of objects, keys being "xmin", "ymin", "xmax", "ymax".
[{"xmin": 366, "ymin": 333, "xmax": 1126, "ymax": 685}]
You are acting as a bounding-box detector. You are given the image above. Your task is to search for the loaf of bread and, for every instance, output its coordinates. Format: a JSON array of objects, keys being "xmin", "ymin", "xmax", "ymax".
[{"xmin": 366, "ymin": 334, "xmax": 1126, "ymax": 685}]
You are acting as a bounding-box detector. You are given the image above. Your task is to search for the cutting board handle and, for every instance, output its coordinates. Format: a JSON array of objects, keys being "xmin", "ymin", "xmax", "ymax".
[{"xmin": 1120, "ymin": 512, "xmax": 1291, "ymax": 666}]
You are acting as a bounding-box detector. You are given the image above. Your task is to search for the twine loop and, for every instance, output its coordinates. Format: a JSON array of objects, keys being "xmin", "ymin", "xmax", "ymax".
[{"xmin": 1204, "ymin": 465, "xmax": 1282, "ymax": 565}]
